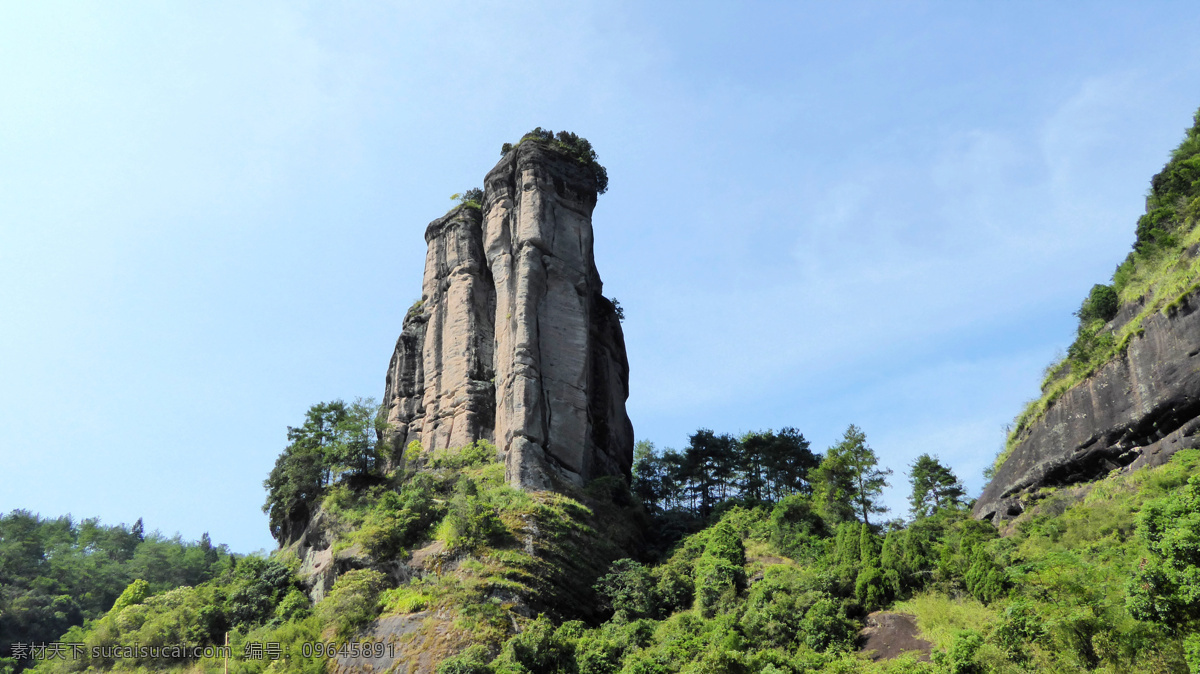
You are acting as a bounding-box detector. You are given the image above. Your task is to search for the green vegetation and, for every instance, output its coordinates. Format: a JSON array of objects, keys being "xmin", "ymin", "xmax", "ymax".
[
  {"xmin": 501, "ymin": 128, "xmax": 609, "ymax": 195},
  {"xmin": 10, "ymin": 397, "xmax": 1200, "ymax": 673},
  {"xmin": 452, "ymin": 188, "xmax": 484, "ymax": 210},
  {"xmin": 632, "ymin": 428, "xmax": 818, "ymax": 522},
  {"xmin": 909, "ymin": 454, "xmax": 967, "ymax": 520},
  {"xmin": 262, "ymin": 398, "xmax": 391, "ymax": 544},
  {"xmin": 13, "ymin": 108, "xmax": 1200, "ymax": 669},
  {"xmin": 0, "ymin": 513, "xmax": 232, "ymax": 670},
  {"xmin": 999, "ymin": 107, "xmax": 1200, "ymax": 474}
]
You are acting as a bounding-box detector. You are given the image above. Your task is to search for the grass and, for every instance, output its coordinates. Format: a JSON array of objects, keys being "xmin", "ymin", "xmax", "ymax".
[{"xmin": 891, "ymin": 593, "xmax": 997, "ymax": 652}]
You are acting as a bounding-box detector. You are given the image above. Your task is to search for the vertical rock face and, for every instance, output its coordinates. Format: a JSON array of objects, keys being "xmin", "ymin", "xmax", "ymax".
[
  {"xmin": 974, "ymin": 292, "xmax": 1200, "ymax": 522},
  {"xmin": 416, "ymin": 207, "xmax": 496, "ymax": 453},
  {"xmin": 382, "ymin": 207, "xmax": 496, "ymax": 462},
  {"xmin": 381, "ymin": 141, "xmax": 633, "ymax": 489},
  {"xmin": 381, "ymin": 305, "xmax": 426, "ymax": 468},
  {"xmin": 483, "ymin": 142, "xmax": 632, "ymax": 488}
]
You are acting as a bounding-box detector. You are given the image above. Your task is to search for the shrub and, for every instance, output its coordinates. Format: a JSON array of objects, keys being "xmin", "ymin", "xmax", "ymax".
[
  {"xmin": 964, "ymin": 546, "xmax": 1007, "ymax": 605},
  {"xmin": 798, "ymin": 597, "xmax": 855, "ymax": 652},
  {"xmin": 437, "ymin": 644, "xmax": 494, "ymax": 674},
  {"xmin": 652, "ymin": 560, "xmax": 693, "ymax": 616},
  {"xmin": 455, "ymin": 188, "xmax": 484, "ymax": 209},
  {"xmin": 693, "ymin": 521, "xmax": 745, "ymax": 617},
  {"xmin": 1076, "ymin": 284, "xmax": 1120, "ymax": 324},
  {"xmin": 595, "ymin": 559, "xmax": 656, "ymax": 620},
  {"xmin": 855, "ymin": 566, "xmax": 888, "ymax": 612},
  {"xmin": 496, "ymin": 614, "xmax": 575, "ymax": 673},
  {"xmin": 317, "ymin": 569, "xmax": 385, "ymax": 639},
  {"xmin": 940, "ymin": 629, "xmax": 984, "ymax": 674},
  {"xmin": 1127, "ymin": 475, "xmax": 1200, "ymax": 627},
  {"xmin": 436, "ymin": 480, "xmax": 503, "ymax": 554},
  {"xmin": 740, "ymin": 565, "xmax": 826, "ymax": 649},
  {"xmin": 432, "ymin": 440, "xmax": 498, "ymax": 470},
  {"xmin": 768, "ymin": 495, "xmax": 827, "ymax": 559},
  {"xmin": 500, "ymin": 128, "xmax": 609, "ymax": 195},
  {"xmin": 574, "ymin": 634, "xmax": 623, "ymax": 674}
]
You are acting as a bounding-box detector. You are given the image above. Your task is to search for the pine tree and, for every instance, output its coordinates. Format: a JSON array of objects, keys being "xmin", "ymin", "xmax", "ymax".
[
  {"xmin": 908, "ymin": 454, "xmax": 966, "ymax": 519},
  {"xmin": 813, "ymin": 425, "xmax": 892, "ymax": 526}
]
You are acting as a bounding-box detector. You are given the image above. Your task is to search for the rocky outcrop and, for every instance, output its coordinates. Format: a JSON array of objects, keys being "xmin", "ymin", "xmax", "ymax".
[
  {"xmin": 483, "ymin": 142, "xmax": 633, "ymax": 488},
  {"xmin": 383, "ymin": 207, "xmax": 496, "ymax": 462},
  {"xmin": 974, "ymin": 290, "xmax": 1200, "ymax": 521},
  {"xmin": 381, "ymin": 141, "xmax": 633, "ymax": 489}
]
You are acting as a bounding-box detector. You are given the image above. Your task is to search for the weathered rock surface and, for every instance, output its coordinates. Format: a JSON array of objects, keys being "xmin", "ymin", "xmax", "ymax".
[
  {"xmin": 332, "ymin": 611, "xmax": 470, "ymax": 674},
  {"xmin": 483, "ymin": 142, "xmax": 633, "ymax": 488},
  {"xmin": 381, "ymin": 141, "xmax": 633, "ymax": 489},
  {"xmin": 975, "ymin": 290, "xmax": 1200, "ymax": 521},
  {"xmin": 858, "ymin": 612, "xmax": 933, "ymax": 662}
]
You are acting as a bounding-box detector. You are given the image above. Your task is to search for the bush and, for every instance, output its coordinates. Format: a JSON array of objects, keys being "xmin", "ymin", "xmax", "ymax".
[
  {"xmin": 437, "ymin": 645, "xmax": 495, "ymax": 674},
  {"xmin": 740, "ymin": 565, "xmax": 826, "ymax": 649},
  {"xmin": 768, "ymin": 495, "xmax": 827, "ymax": 559},
  {"xmin": 500, "ymin": 128, "xmax": 609, "ymax": 195},
  {"xmin": 798, "ymin": 597, "xmax": 855, "ymax": 652},
  {"xmin": 436, "ymin": 479, "xmax": 504, "ymax": 553},
  {"xmin": 595, "ymin": 559, "xmax": 656, "ymax": 620},
  {"xmin": 317, "ymin": 569, "xmax": 385, "ymax": 639},
  {"xmin": 855, "ymin": 566, "xmax": 888, "ymax": 611},
  {"xmin": 693, "ymin": 521, "xmax": 745, "ymax": 617},
  {"xmin": 940, "ymin": 629, "xmax": 984, "ymax": 674},
  {"xmin": 495, "ymin": 614, "xmax": 575, "ymax": 673},
  {"xmin": 1127, "ymin": 475, "xmax": 1200, "ymax": 626},
  {"xmin": 1076, "ymin": 284, "xmax": 1120, "ymax": 325}
]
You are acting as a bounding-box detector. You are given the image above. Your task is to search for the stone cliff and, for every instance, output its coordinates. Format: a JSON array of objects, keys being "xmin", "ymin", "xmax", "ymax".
[
  {"xmin": 976, "ymin": 110, "xmax": 1200, "ymax": 522},
  {"xmin": 382, "ymin": 140, "xmax": 633, "ymax": 490},
  {"xmin": 974, "ymin": 292, "xmax": 1200, "ymax": 521}
]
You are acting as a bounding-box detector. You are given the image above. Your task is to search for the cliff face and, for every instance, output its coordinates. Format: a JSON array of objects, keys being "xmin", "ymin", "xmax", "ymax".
[
  {"xmin": 382, "ymin": 141, "xmax": 633, "ymax": 489},
  {"xmin": 974, "ymin": 291, "xmax": 1200, "ymax": 521}
]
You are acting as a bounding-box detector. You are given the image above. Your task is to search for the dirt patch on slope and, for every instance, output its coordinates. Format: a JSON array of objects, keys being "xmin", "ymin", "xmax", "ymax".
[{"xmin": 858, "ymin": 611, "xmax": 933, "ymax": 662}]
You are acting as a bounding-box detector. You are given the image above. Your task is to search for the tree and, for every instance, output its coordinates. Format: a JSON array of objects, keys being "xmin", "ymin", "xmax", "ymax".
[
  {"xmin": 631, "ymin": 441, "xmax": 667, "ymax": 514},
  {"xmin": 262, "ymin": 400, "xmax": 348, "ymax": 543},
  {"xmin": 1127, "ymin": 474, "xmax": 1200, "ymax": 628},
  {"xmin": 741, "ymin": 428, "xmax": 818, "ymax": 502},
  {"xmin": 764, "ymin": 427, "xmax": 820, "ymax": 498},
  {"xmin": 908, "ymin": 454, "xmax": 966, "ymax": 519},
  {"xmin": 685, "ymin": 429, "xmax": 737, "ymax": 517},
  {"xmin": 328, "ymin": 397, "xmax": 388, "ymax": 478},
  {"xmin": 812, "ymin": 425, "xmax": 891, "ymax": 526}
]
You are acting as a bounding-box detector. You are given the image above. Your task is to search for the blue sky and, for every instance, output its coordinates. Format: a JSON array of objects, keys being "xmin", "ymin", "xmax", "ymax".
[{"xmin": 3, "ymin": 2, "xmax": 1200, "ymax": 553}]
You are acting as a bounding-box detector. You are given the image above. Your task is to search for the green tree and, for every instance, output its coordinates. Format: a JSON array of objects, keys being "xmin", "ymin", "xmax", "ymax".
[
  {"xmin": 741, "ymin": 428, "xmax": 818, "ymax": 502},
  {"xmin": 684, "ymin": 429, "xmax": 737, "ymax": 516},
  {"xmin": 908, "ymin": 454, "xmax": 966, "ymax": 519},
  {"xmin": 263, "ymin": 399, "xmax": 391, "ymax": 543},
  {"xmin": 595, "ymin": 559, "xmax": 656, "ymax": 621},
  {"xmin": 812, "ymin": 425, "xmax": 892, "ymax": 526},
  {"xmin": 1127, "ymin": 474, "xmax": 1200, "ymax": 628},
  {"xmin": 328, "ymin": 397, "xmax": 388, "ymax": 478}
]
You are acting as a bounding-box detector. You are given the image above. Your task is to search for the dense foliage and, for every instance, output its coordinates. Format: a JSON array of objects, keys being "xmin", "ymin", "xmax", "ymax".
[
  {"xmin": 0, "ymin": 513, "xmax": 231, "ymax": 668},
  {"xmin": 263, "ymin": 398, "xmax": 389, "ymax": 544},
  {"xmin": 10, "ymin": 395, "xmax": 1200, "ymax": 674},
  {"xmin": 632, "ymin": 428, "xmax": 819, "ymax": 518}
]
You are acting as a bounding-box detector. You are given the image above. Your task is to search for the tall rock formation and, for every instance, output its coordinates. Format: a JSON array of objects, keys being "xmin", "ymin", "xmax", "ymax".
[{"xmin": 382, "ymin": 140, "xmax": 633, "ymax": 489}]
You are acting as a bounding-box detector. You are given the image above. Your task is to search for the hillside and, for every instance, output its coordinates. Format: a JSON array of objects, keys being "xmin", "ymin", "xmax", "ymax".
[
  {"xmin": 8, "ymin": 122, "xmax": 1200, "ymax": 674},
  {"xmin": 976, "ymin": 109, "xmax": 1200, "ymax": 522}
]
